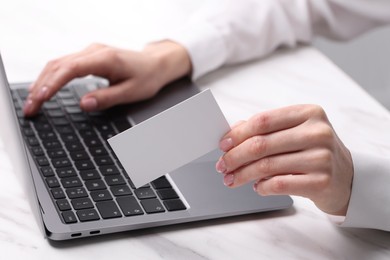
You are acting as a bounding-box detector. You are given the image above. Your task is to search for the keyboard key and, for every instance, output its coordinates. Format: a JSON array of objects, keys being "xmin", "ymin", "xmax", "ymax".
[
  {"xmin": 66, "ymin": 187, "xmax": 88, "ymax": 199},
  {"xmin": 34, "ymin": 122, "xmax": 52, "ymax": 131},
  {"xmin": 38, "ymin": 131, "xmax": 57, "ymax": 140},
  {"xmin": 31, "ymin": 146, "xmax": 45, "ymax": 156},
  {"xmin": 96, "ymin": 201, "xmax": 122, "ymax": 219},
  {"xmin": 75, "ymin": 160, "xmax": 95, "ymax": 171},
  {"xmin": 79, "ymin": 129, "xmax": 98, "ymax": 139},
  {"xmin": 140, "ymin": 199, "xmax": 165, "ymax": 214},
  {"xmin": 85, "ymin": 180, "xmax": 106, "ymax": 191},
  {"xmin": 70, "ymin": 114, "xmax": 88, "ymax": 122},
  {"xmin": 52, "ymin": 117, "xmax": 70, "ymax": 126},
  {"xmin": 36, "ymin": 156, "xmax": 50, "ymax": 166},
  {"xmin": 47, "ymin": 109, "xmax": 65, "ymax": 118},
  {"xmin": 61, "ymin": 177, "xmax": 83, "ymax": 188},
  {"xmin": 71, "ymin": 197, "xmax": 94, "ymax": 210},
  {"xmin": 105, "ymin": 175, "xmax": 126, "ymax": 186},
  {"xmin": 62, "ymin": 211, "xmax": 78, "ymax": 223},
  {"xmin": 163, "ymin": 199, "xmax": 186, "ymax": 212},
  {"xmin": 77, "ymin": 209, "xmax": 100, "ymax": 222},
  {"xmin": 57, "ymin": 199, "xmax": 71, "ymax": 211},
  {"xmin": 99, "ymin": 165, "xmax": 120, "ymax": 176},
  {"xmin": 56, "ymin": 167, "xmax": 77, "ymax": 178},
  {"xmin": 156, "ymin": 189, "xmax": 179, "ymax": 200},
  {"xmin": 110, "ymin": 185, "xmax": 132, "ymax": 196},
  {"xmin": 46, "ymin": 177, "xmax": 60, "ymax": 188},
  {"xmin": 65, "ymin": 141, "xmax": 84, "ymax": 151},
  {"xmin": 84, "ymin": 137, "xmax": 103, "ymax": 147},
  {"xmin": 80, "ymin": 169, "xmax": 100, "ymax": 180},
  {"xmin": 43, "ymin": 140, "xmax": 62, "ymax": 150},
  {"xmin": 151, "ymin": 176, "xmax": 172, "ymax": 189},
  {"xmin": 113, "ymin": 118, "xmax": 132, "ymax": 132},
  {"xmin": 47, "ymin": 149, "xmax": 66, "ymax": 159},
  {"xmin": 94, "ymin": 156, "xmax": 113, "ymax": 166},
  {"xmin": 134, "ymin": 188, "xmax": 156, "ymax": 200},
  {"xmin": 90, "ymin": 190, "xmax": 112, "ymax": 202},
  {"xmin": 61, "ymin": 98, "xmax": 78, "ymax": 107},
  {"xmin": 40, "ymin": 166, "xmax": 54, "ymax": 177},
  {"xmin": 74, "ymin": 122, "xmax": 92, "ymax": 130},
  {"xmin": 65, "ymin": 106, "xmax": 82, "ymax": 114},
  {"xmin": 89, "ymin": 146, "xmax": 108, "ymax": 157},
  {"xmin": 116, "ymin": 196, "xmax": 143, "ymax": 216},
  {"xmin": 57, "ymin": 90, "xmax": 74, "ymax": 99},
  {"xmin": 51, "ymin": 187, "xmax": 66, "ymax": 199},
  {"xmin": 43, "ymin": 101, "xmax": 60, "ymax": 110},
  {"xmin": 23, "ymin": 127, "xmax": 35, "ymax": 137},
  {"xmin": 27, "ymin": 137, "xmax": 40, "ymax": 146},
  {"xmin": 56, "ymin": 125, "xmax": 74, "ymax": 134},
  {"xmin": 52, "ymin": 157, "xmax": 72, "ymax": 168},
  {"xmin": 70, "ymin": 150, "xmax": 89, "ymax": 161},
  {"xmin": 61, "ymin": 134, "xmax": 79, "ymax": 143}
]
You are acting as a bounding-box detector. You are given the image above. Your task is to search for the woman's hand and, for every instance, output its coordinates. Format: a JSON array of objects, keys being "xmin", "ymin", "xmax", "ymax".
[
  {"xmin": 216, "ymin": 104, "xmax": 354, "ymax": 216},
  {"xmin": 24, "ymin": 41, "xmax": 192, "ymax": 116}
]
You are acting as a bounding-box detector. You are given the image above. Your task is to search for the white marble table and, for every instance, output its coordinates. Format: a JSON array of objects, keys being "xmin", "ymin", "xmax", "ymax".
[{"xmin": 1, "ymin": 1, "xmax": 390, "ymax": 259}]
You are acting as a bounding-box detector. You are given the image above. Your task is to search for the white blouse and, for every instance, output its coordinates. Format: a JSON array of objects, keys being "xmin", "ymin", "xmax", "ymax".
[{"xmin": 168, "ymin": 0, "xmax": 390, "ymax": 231}]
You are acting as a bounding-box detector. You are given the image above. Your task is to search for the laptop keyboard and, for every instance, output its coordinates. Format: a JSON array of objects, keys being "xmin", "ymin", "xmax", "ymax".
[{"xmin": 11, "ymin": 83, "xmax": 186, "ymax": 224}]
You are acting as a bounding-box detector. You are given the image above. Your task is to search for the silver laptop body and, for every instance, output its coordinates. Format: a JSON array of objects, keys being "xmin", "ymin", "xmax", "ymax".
[{"xmin": 0, "ymin": 53, "xmax": 292, "ymax": 240}]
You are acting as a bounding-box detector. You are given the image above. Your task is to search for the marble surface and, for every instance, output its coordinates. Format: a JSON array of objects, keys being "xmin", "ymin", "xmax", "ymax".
[{"xmin": 1, "ymin": 0, "xmax": 390, "ymax": 259}]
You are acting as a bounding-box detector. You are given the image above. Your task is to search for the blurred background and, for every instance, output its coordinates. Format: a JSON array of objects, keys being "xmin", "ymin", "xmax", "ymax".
[{"xmin": 314, "ymin": 26, "xmax": 390, "ymax": 109}]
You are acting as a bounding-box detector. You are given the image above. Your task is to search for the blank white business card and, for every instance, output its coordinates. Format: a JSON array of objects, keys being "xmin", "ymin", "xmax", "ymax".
[{"xmin": 108, "ymin": 89, "xmax": 230, "ymax": 188}]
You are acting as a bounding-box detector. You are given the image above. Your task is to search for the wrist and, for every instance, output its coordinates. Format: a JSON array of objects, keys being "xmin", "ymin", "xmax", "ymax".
[{"xmin": 143, "ymin": 40, "xmax": 192, "ymax": 85}]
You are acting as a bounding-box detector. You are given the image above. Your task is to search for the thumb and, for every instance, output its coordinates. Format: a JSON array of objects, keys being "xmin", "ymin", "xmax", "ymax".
[{"xmin": 80, "ymin": 82, "xmax": 132, "ymax": 112}]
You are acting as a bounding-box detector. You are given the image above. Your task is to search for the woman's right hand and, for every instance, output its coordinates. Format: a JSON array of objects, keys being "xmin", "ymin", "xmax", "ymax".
[{"xmin": 24, "ymin": 41, "xmax": 192, "ymax": 116}]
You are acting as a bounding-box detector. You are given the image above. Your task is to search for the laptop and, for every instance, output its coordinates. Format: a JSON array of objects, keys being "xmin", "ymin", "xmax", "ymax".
[{"xmin": 0, "ymin": 53, "xmax": 293, "ymax": 240}]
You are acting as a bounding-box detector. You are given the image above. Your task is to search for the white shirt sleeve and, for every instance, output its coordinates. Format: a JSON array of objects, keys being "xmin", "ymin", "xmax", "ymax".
[
  {"xmin": 166, "ymin": 0, "xmax": 390, "ymax": 231},
  {"xmin": 340, "ymin": 151, "xmax": 390, "ymax": 231},
  {"xmin": 167, "ymin": 0, "xmax": 390, "ymax": 79}
]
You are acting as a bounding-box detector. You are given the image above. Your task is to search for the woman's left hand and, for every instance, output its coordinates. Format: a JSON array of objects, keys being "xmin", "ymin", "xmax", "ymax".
[{"xmin": 216, "ymin": 104, "xmax": 353, "ymax": 216}]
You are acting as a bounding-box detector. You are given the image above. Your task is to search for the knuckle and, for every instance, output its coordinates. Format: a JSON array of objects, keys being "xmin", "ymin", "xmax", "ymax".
[
  {"xmin": 46, "ymin": 59, "xmax": 61, "ymax": 71},
  {"xmin": 270, "ymin": 176, "xmax": 287, "ymax": 194},
  {"xmin": 256, "ymin": 157, "xmax": 273, "ymax": 174},
  {"xmin": 222, "ymin": 153, "xmax": 235, "ymax": 170},
  {"xmin": 102, "ymin": 48, "xmax": 119, "ymax": 61},
  {"xmin": 306, "ymin": 123, "xmax": 335, "ymax": 145},
  {"xmin": 307, "ymin": 104, "xmax": 326, "ymax": 118},
  {"xmin": 249, "ymin": 135, "xmax": 267, "ymax": 155},
  {"xmin": 252, "ymin": 112, "xmax": 270, "ymax": 133},
  {"xmin": 87, "ymin": 42, "xmax": 106, "ymax": 50}
]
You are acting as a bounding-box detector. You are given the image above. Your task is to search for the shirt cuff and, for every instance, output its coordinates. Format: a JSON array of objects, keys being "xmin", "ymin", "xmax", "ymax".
[
  {"xmin": 340, "ymin": 150, "xmax": 390, "ymax": 231},
  {"xmin": 164, "ymin": 18, "xmax": 227, "ymax": 80}
]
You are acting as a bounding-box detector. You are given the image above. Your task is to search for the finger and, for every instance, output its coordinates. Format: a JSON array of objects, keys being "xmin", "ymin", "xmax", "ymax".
[
  {"xmin": 219, "ymin": 105, "xmax": 326, "ymax": 152},
  {"xmin": 30, "ymin": 43, "xmax": 107, "ymax": 93},
  {"xmin": 79, "ymin": 81, "xmax": 134, "ymax": 112},
  {"xmin": 253, "ymin": 173, "xmax": 328, "ymax": 199},
  {"xmin": 25, "ymin": 49, "xmax": 116, "ymax": 116},
  {"xmin": 80, "ymin": 79, "xmax": 158, "ymax": 112},
  {"xmin": 223, "ymin": 149, "xmax": 328, "ymax": 187},
  {"xmin": 219, "ymin": 121, "xmax": 332, "ymax": 173}
]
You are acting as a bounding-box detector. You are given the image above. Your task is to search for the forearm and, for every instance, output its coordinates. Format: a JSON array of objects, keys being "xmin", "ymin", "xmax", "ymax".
[{"xmin": 167, "ymin": 0, "xmax": 390, "ymax": 79}]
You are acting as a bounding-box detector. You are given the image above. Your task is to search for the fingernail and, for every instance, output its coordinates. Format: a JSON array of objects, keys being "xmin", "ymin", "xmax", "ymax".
[
  {"xmin": 219, "ymin": 138, "xmax": 233, "ymax": 151},
  {"xmin": 216, "ymin": 158, "xmax": 227, "ymax": 173},
  {"xmin": 81, "ymin": 97, "xmax": 98, "ymax": 111},
  {"xmin": 37, "ymin": 86, "xmax": 49, "ymax": 100},
  {"xmin": 224, "ymin": 174, "xmax": 234, "ymax": 187},
  {"xmin": 253, "ymin": 182, "xmax": 258, "ymax": 192},
  {"xmin": 23, "ymin": 99, "xmax": 33, "ymax": 115}
]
